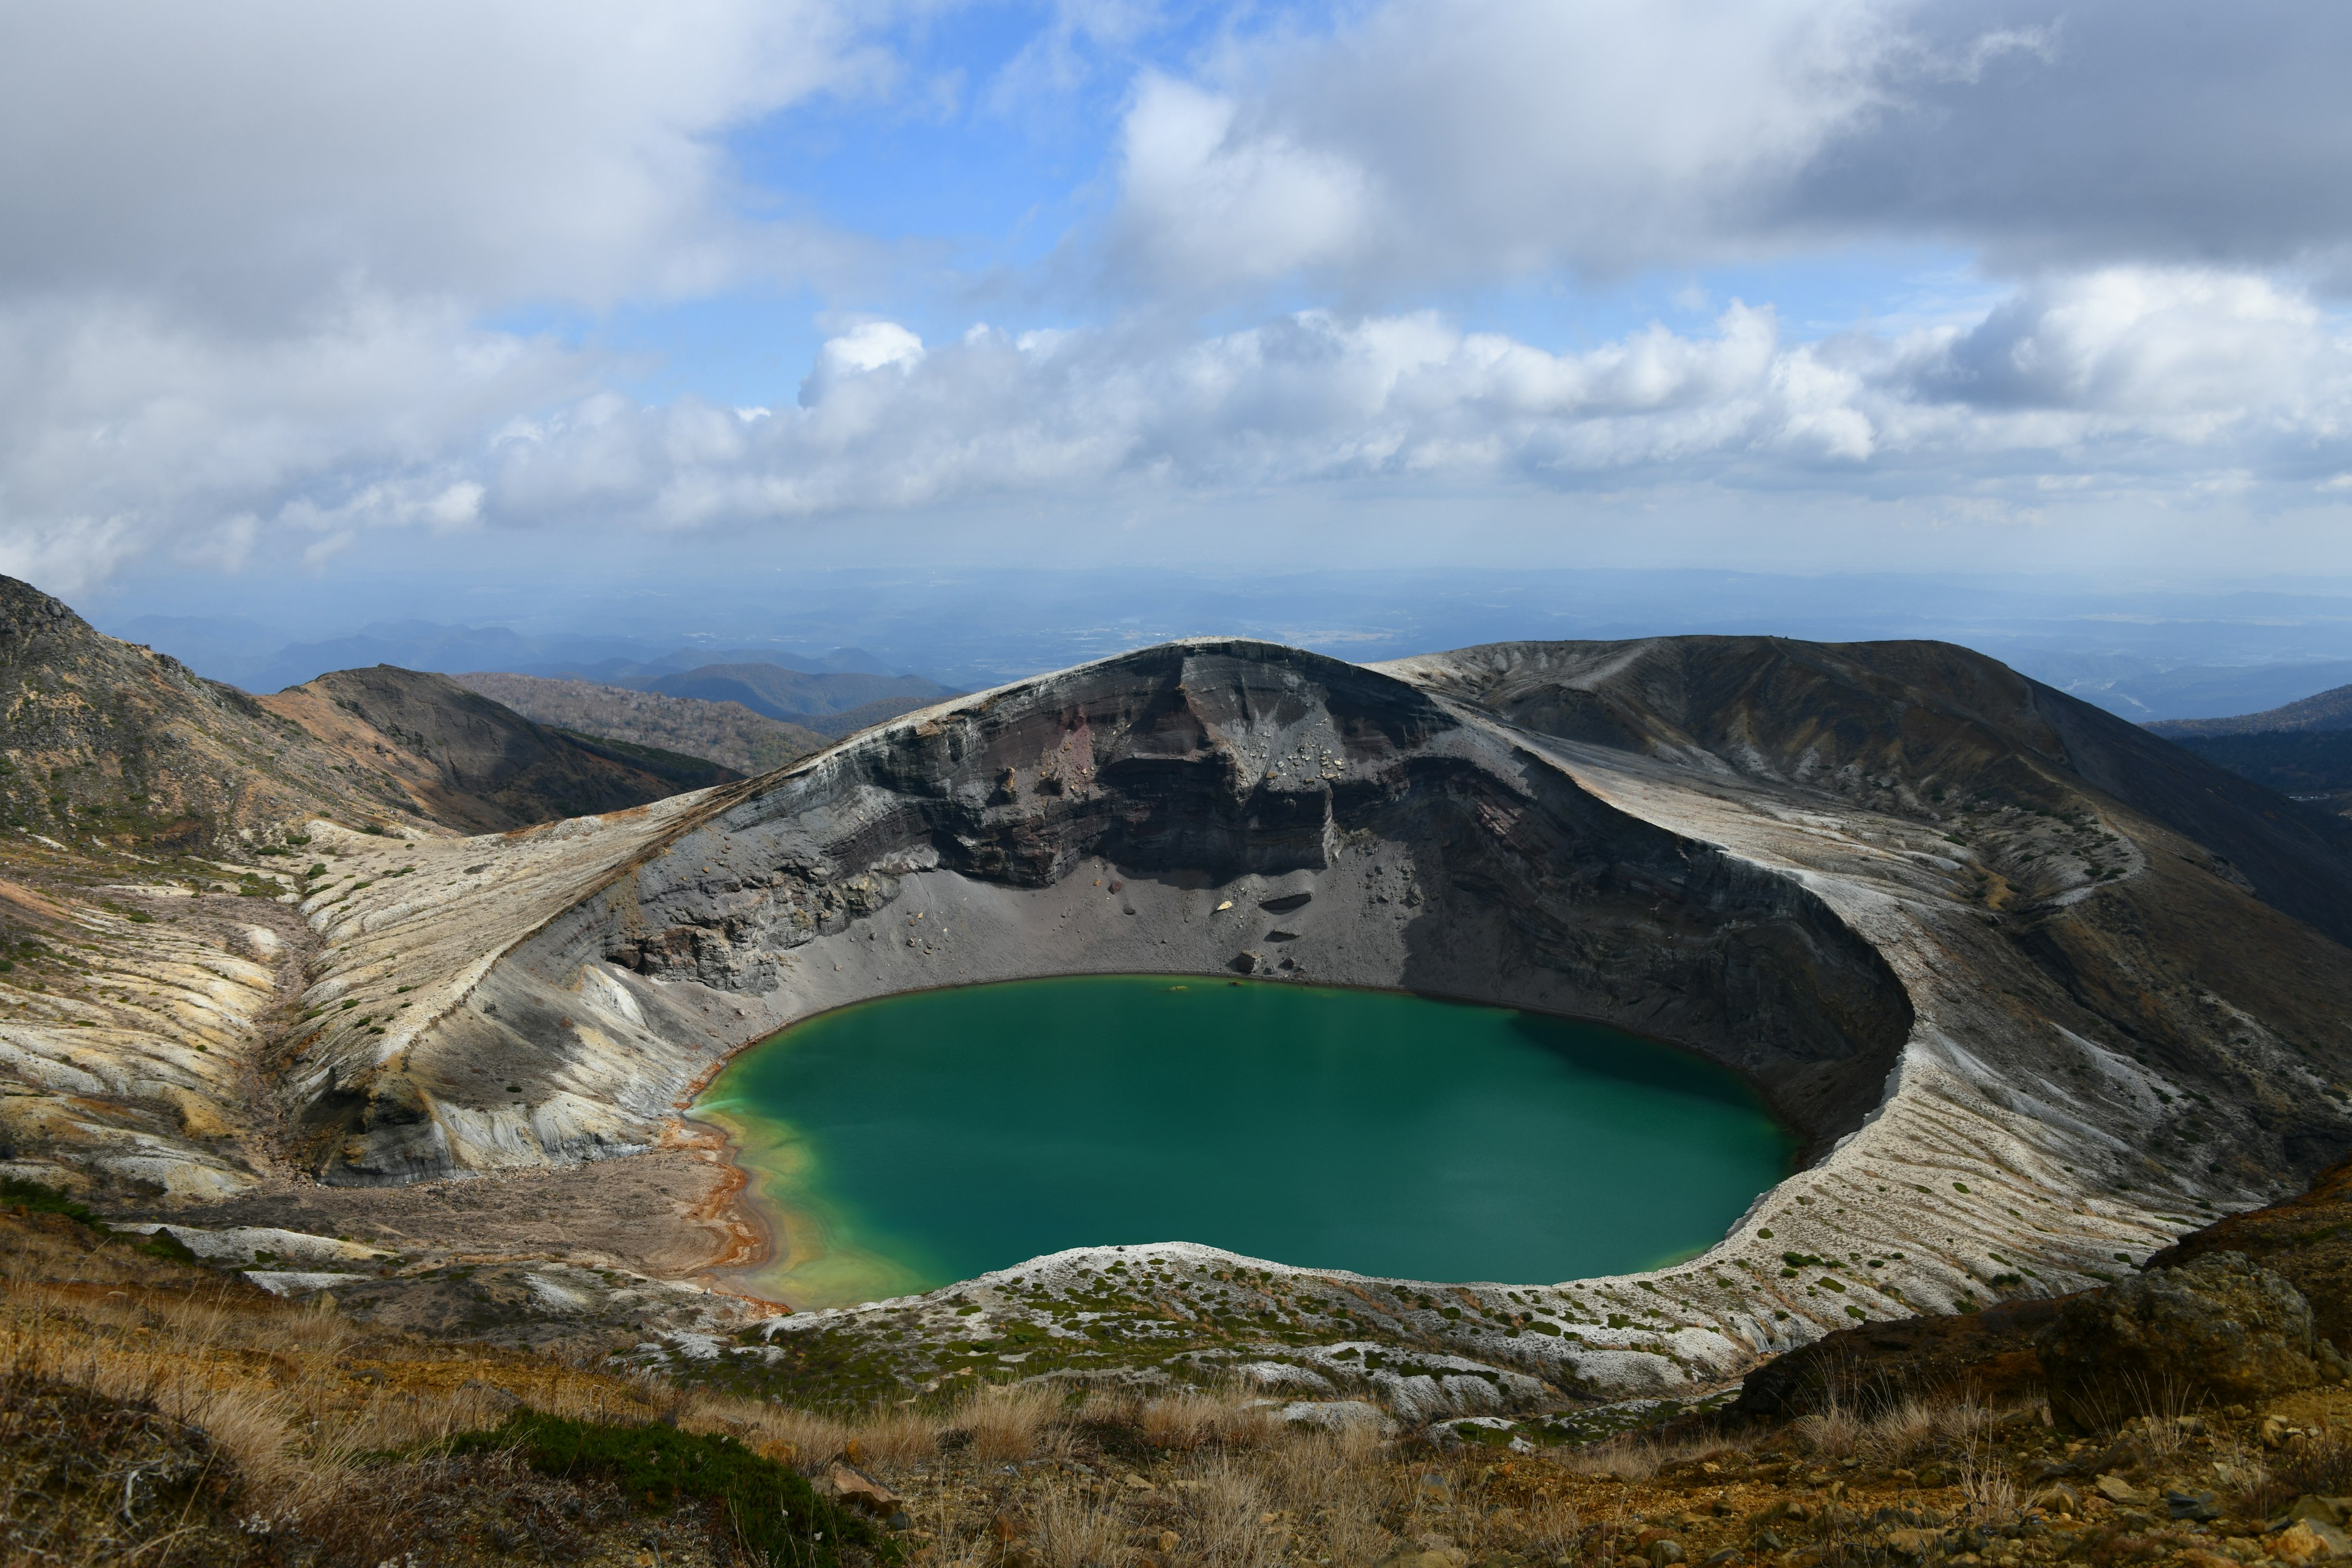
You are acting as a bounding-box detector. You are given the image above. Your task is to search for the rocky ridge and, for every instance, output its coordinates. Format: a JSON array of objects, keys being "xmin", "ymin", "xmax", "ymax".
[{"xmin": 260, "ymin": 665, "xmax": 740, "ymax": 832}]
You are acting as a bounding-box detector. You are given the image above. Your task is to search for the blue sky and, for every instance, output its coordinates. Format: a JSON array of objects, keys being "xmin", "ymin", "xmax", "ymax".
[{"xmin": 4, "ymin": 0, "xmax": 2351, "ymax": 606}]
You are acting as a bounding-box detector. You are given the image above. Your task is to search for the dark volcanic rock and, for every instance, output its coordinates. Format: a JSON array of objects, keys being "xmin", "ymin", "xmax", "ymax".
[
  {"xmin": 2039, "ymin": 1251, "xmax": 2321, "ymax": 1425},
  {"xmin": 1733, "ymin": 1294, "xmax": 2069, "ymax": 1419}
]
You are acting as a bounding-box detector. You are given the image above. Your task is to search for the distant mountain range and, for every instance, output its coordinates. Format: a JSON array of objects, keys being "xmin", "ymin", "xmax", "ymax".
[
  {"xmin": 2146, "ymin": 682, "xmax": 2352, "ymax": 737},
  {"xmin": 2055, "ymin": 659, "xmax": 2352, "ymax": 724},
  {"xmin": 612, "ymin": 663, "xmax": 959, "ymax": 736},
  {"xmin": 107, "ymin": 614, "xmax": 923, "ymax": 696},
  {"xmin": 2147, "ymin": 681, "xmax": 2352, "ymax": 815},
  {"xmin": 97, "ymin": 580, "xmax": 2352, "ymax": 726}
]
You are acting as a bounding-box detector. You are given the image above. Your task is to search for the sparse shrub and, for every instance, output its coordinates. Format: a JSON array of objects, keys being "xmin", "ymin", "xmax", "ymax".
[
  {"xmin": 447, "ymin": 1410, "xmax": 893, "ymax": 1568},
  {"xmin": 0, "ymin": 1176, "xmax": 102, "ymax": 1229}
]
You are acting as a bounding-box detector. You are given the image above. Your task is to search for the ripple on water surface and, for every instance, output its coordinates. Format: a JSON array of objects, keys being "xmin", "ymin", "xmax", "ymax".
[{"xmin": 693, "ymin": 975, "xmax": 1798, "ymax": 1308}]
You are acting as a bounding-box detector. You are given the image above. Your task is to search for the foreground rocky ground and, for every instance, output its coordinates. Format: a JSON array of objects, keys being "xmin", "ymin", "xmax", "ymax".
[{"xmin": 17, "ymin": 1153, "xmax": 2352, "ymax": 1568}]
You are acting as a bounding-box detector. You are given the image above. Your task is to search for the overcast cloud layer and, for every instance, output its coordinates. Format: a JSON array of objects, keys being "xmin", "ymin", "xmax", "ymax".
[{"xmin": 2, "ymin": 0, "xmax": 2350, "ymax": 593}]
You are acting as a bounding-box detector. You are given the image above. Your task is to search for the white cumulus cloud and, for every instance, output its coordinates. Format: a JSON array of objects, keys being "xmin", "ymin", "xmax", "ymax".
[
  {"xmin": 453, "ymin": 269, "xmax": 2352, "ymax": 530},
  {"xmin": 0, "ymin": 0, "xmax": 870, "ymax": 312},
  {"xmin": 1106, "ymin": 0, "xmax": 2352, "ymax": 296}
]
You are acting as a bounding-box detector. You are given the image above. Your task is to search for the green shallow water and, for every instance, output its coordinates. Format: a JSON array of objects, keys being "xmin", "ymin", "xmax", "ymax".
[{"xmin": 695, "ymin": 976, "xmax": 1798, "ymax": 1308}]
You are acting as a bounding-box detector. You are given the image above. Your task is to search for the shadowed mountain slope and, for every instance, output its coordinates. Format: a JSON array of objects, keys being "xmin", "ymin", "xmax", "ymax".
[
  {"xmin": 259, "ymin": 667, "xmax": 737, "ymax": 835},
  {"xmin": 2144, "ymin": 682, "xmax": 2352, "ymax": 819},
  {"xmin": 452, "ymin": 671, "xmax": 827, "ymax": 775},
  {"xmin": 1382, "ymin": 636, "xmax": 2352, "ymax": 950},
  {"xmin": 2154, "ymin": 730, "xmax": 2352, "ymax": 818}
]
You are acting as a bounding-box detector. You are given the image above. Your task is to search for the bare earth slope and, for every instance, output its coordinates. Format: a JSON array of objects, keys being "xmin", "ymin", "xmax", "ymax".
[
  {"xmin": 453, "ymin": 669, "xmax": 827, "ymax": 775},
  {"xmin": 260, "ymin": 666, "xmax": 737, "ymax": 834},
  {"xmin": 0, "ymin": 577, "xmax": 737, "ymax": 1212}
]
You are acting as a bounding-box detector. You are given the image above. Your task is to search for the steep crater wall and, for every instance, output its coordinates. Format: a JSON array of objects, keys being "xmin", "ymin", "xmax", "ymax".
[{"xmin": 309, "ymin": 642, "xmax": 1913, "ymax": 1185}]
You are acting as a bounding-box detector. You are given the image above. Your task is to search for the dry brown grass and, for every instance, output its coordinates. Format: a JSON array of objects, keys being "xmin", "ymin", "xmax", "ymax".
[
  {"xmin": 1789, "ymin": 1389, "xmax": 2007, "ymax": 1470},
  {"xmin": 1955, "ymin": 1428, "xmax": 2021, "ymax": 1525},
  {"xmin": 0, "ymin": 1213, "xmax": 2136, "ymax": 1568},
  {"xmin": 1030, "ymin": 1485, "xmax": 1136, "ymax": 1568},
  {"xmin": 0, "ymin": 1259, "xmax": 663, "ymax": 1555},
  {"xmin": 967, "ymin": 1379, "xmax": 1072, "ymax": 1462}
]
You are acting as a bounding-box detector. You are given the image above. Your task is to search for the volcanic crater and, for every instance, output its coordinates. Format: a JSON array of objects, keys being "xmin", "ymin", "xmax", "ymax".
[{"xmin": 187, "ymin": 632, "xmax": 2352, "ymax": 1412}]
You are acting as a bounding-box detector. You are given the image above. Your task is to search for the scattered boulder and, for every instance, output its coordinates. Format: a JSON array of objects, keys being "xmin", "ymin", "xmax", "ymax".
[
  {"xmin": 2151, "ymin": 1152, "xmax": 2352, "ymax": 1349},
  {"xmin": 2273, "ymin": 1518, "xmax": 2352, "ymax": 1566},
  {"xmin": 816, "ymin": 1458, "xmax": 903, "ymax": 1515},
  {"xmin": 1230, "ymin": 951, "xmax": 1263, "ymax": 974},
  {"xmin": 2039, "ymin": 1251, "xmax": 2323, "ymax": 1426}
]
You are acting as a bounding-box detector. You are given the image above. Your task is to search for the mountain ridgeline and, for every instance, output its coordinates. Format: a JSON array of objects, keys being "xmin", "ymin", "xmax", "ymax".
[
  {"xmin": 0, "ymin": 576, "xmax": 732, "ymax": 848},
  {"xmin": 453, "ymin": 671, "xmax": 829, "ymax": 775},
  {"xmin": 258, "ymin": 666, "xmax": 739, "ymax": 834}
]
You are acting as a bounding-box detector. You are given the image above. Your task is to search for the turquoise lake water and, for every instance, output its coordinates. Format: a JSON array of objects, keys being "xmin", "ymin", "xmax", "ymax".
[{"xmin": 693, "ymin": 975, "xmax": 1797, "ymax": 1308}]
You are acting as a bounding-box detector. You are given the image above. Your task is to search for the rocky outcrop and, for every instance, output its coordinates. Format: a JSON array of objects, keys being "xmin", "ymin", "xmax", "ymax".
[
  {"xmin": 1731, "ymin": 1294, "xmax": 2067, "ymax": 1420},
  {"xmin": 2149, "ymin": 1154, "xmax": 2352, "ymax": 1348},
  {"xmin": 2038, "ymin": 1251, "xmax": 2331, "ymax": 1425}
]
